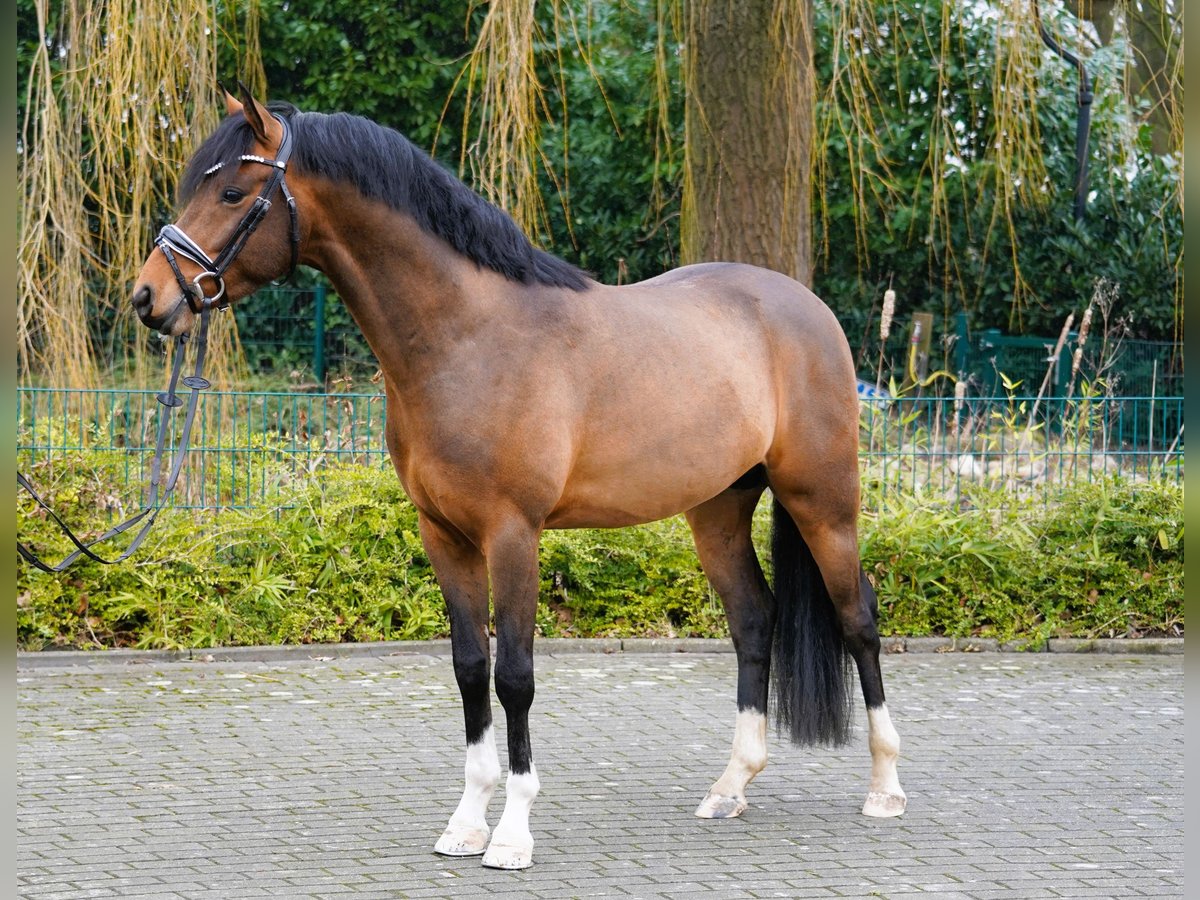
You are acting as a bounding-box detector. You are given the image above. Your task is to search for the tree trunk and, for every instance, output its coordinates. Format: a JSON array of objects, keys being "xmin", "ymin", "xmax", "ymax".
[
  {"xmin": 681, "ymin": 0, "xmax": 814, "ymax": 285},
  {"xmin": 1076, "ymin": 0, "xmax": 1181, "ymax": 157},
  {"xmin": 1126, "ymin": 0, "xmax": 1181, "ymax": 157}
]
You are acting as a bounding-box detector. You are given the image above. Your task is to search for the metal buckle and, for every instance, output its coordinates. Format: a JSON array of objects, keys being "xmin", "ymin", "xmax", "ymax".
[{"xmin": 189, "ymin": 271, "xmax": 228, "ymax": 311}]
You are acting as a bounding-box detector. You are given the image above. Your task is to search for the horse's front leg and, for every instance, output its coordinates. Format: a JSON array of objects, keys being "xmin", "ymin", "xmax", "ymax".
[
  {"xmin": 421, "ymin": 514, "xmax": 501, "ymax": 858},
  {"xmin": 480, "ymin": 518, "xmax": 542, "ymax": 870}
]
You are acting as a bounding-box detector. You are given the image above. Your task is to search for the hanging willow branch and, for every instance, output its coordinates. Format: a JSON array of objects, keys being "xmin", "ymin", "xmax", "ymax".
[
  {"xmin": 812, "ymin": 0, "xmax": 901, "ymax": 271},
  {"xmin": 454, "ymin": 0, "xmax": 552, "ymax": 239},
  {"xmin": 451, "ymin": 0, "xmax": 618, "ymax": 248},
  {"xmin": 19, "ymin": 1, "xmax": 93, "ymax": 388},
  {"xmin": 18, "ymin": 0, "xmax": 257, "ymax": 389}
]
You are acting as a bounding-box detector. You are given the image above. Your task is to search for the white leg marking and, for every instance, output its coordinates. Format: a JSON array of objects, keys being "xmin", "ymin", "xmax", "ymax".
[
  {"xmin": 434, "ymin": 727, "xmax": 501, "ymax": 856},
  {"xmin": 695, "ymin": 709, "xmax": 768, "ymax": 819},
  {"xmin": 862, "ymin": 703, "xmax": 906, "ymax": 817},
  {"xmin": 481, "ymin": 767, "xmax": 540, "ymax": 870}
]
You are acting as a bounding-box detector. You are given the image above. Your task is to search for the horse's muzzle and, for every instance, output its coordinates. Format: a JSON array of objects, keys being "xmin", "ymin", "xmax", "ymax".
[{"xmin": 132, "ymin": 285, "xmax": 188, "ymax": 335}]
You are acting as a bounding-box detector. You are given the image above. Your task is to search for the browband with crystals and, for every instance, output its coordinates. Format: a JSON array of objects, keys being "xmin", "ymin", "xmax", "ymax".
[{"xmin": 201, "ymin": 154, "xmax": 286, "ymax": 178}]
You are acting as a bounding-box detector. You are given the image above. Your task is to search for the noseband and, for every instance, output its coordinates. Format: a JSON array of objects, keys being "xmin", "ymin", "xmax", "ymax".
[{"xmin": 154, "ymin": 111, "xmax": 301, "ymax": 315}]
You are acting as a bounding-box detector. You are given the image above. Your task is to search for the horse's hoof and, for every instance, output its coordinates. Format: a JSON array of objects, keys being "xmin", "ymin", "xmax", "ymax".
[
  {"xmin": 694, "ymin": 791, "xmax": 747, "ymax": 819},
  {"xmin": 434, "ymin": 824, "xmax": 490, "ymax": 857},
  {"xmin": 862, "ymin": 790, "xmax": 907, "ymax": 818},
  {"xmin": 481, "ymin": 841, "xmax": 533, "ymax": 870}
]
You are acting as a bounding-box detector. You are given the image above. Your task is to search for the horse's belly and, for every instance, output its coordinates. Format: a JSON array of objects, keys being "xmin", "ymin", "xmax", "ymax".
[
  {"xmin": 544, "ymin": 477, "xmax": 723, "ymax": 529},
  {"xmin": 546, "ymin": 425, "xmax": 768, "ymax": 528}
]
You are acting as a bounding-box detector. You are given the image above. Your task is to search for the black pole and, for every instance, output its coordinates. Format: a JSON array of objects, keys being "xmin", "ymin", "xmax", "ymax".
[{"xmin": 1033, "ymin": 3, "xmax": 1093, "ymax": 222}]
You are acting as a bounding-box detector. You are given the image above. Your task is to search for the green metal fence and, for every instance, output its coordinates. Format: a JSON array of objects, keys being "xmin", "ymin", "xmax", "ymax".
[
  {"xmin": 17, "ymin": 388, "xmax": 389, "ymax": 510},
  {"xmin": 851, "ymin": 311, "xmax": 1181, "ymax": 399},
  {"xmin": 18, "ymin": 387, "xmax": 1183, "ymax": 513},
  {"xmin": 860, "ymin": 394, "xmax": 1183, "ymax": 499},
  {"xmin": 231, "ymin": 284, "xmax": 377, "ymax": 383}
]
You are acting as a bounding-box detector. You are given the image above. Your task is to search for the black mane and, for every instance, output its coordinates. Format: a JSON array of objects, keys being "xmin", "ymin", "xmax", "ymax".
[{"xmin": 180, "ymin": 103, "xmax": 590, "ymax": 291}]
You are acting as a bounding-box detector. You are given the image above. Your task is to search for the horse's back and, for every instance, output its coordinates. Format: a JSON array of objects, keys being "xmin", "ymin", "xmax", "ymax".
[
  {"xmin": 631, "ymin": 261, "xmax": 848, "ymax": 342},
  {"xmin": 621, "ymin": 261, "xmax": 857, "ymax": 392}
]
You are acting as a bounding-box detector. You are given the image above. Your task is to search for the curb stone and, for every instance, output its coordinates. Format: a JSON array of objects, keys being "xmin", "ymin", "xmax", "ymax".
[{"xmin": 15, "ymin": 634, "xmax": 1182, "ymax": 668}]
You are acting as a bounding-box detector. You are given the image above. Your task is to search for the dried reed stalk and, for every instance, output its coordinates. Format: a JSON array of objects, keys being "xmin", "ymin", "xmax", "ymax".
[
  {"xmin": 456, "ymin": 0, "xmax": 551, "ymax": 239},
  {"xmin": 19, "ymin": 0, "xmax": 258, "ymax": 389}
]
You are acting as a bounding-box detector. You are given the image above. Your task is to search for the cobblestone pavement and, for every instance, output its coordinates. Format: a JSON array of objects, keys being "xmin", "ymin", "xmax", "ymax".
[{"xmin": 17, "ymin": 650, "xmax": 1182, "ymax": 899}]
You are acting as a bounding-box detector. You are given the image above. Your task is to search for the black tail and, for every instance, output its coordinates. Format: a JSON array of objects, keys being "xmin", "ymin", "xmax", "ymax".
[{"xmin": 769, "ymin": 499, "xmax": 853, "ymax": 746}]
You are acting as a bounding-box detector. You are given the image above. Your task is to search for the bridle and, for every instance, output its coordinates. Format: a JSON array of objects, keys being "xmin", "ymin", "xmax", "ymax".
[
  {"xmin": 154, "ymin": 110, "xmax": 301, "ymax": 315},
  {"xmin": 17, "ymin": 111, "xmax": 302, "ymax": 573}
]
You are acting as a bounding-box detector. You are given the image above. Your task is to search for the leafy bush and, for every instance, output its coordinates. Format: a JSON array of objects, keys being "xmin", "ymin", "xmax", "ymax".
[
  {"xmin": 17, "ymin": 458, "xmax": 1182, "ymax": 650},
  {"xmin": 863, "ymin": 479, "xmax": 1183, "ymax": 644}
]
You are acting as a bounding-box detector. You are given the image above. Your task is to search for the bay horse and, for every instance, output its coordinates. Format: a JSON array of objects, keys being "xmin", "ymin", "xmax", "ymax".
[{"xmin": 132, "ymin": 87, "xmax": 906, "ymax": 870}]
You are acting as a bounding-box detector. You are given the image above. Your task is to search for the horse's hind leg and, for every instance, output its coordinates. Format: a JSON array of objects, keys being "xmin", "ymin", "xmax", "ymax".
[
  {"xmin": 854, "ymin": 569, "xmax": 906, "ymax": 816},
  {"xmin": 774, "ymin": 487, "xmax": 907, "ymax": 818},
  {"xmin": 421, "ymin": 514, "xmax": 501, "ymax": 858},
  {"xmin": 685, "ymin": 478, "xmax": 775, "ymax": 819}
]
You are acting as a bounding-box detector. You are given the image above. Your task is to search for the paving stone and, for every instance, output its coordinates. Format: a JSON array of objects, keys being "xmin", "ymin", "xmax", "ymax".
[{"xmin": 17, "ymin": 652, "xmax": 1182, "ymax": 899}]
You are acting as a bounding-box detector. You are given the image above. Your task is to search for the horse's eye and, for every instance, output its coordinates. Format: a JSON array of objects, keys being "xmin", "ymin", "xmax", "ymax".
[{"xmin": 221, "ymin": 187, "xmax": 246, "ymax": 204}]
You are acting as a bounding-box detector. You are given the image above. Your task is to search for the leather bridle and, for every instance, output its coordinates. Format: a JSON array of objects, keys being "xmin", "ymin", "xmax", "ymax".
[{"xmin": 154, "ymin": 111, "xmax": 301, "ymax": 315}]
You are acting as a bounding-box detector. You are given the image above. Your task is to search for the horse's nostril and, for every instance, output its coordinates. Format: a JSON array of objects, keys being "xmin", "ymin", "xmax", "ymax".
[{"xmin": 132, "ymin": 285, "xmax": 153, "ymax": 316}]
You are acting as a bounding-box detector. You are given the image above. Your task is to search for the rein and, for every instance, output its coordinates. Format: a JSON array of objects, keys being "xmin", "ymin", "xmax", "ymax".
[
  {"xmin": 18, "ymin": 308, "xmax": 211, "ymax": 573},
  {"xmin": 17, "ymin": 113, "xmax": 299, "ymax": 573}
]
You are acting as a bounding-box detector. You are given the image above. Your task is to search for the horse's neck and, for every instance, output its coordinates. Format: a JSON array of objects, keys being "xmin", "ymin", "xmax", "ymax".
[{"xmin": 302, "ymin": 189, "xmax": 497, "ymax": 381}]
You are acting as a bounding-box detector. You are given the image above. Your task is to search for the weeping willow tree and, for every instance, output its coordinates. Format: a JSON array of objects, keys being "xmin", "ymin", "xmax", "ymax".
[
  {"xmin": 18, "ymin": 0, "xmax": 1183, "ymax": 388},
  {"xmin": 18, "ymin": 0, "xmax": 264, "ymax": 388},
  {"xmin": 812, "ymin": 0, "xmax": 1053, "ymax": 328},
  {"xmin": 819, "ymin": 0, "xmax": 1181, "ymax": 335},
  {"xmin": 455, "ymin": 0, "xmax": 1182, "ymax": 341}
]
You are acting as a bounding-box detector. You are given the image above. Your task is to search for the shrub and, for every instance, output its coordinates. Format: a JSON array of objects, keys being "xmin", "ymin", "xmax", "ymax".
[{"xmin": 17, "ymin": 459, "xmax": 1182, "ymax": 650}]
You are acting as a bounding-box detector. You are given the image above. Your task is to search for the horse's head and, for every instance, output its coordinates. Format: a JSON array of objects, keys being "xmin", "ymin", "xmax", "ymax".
[{"xmin": 132, "ymin": 85, "xmax": 302, "ymax": 336}]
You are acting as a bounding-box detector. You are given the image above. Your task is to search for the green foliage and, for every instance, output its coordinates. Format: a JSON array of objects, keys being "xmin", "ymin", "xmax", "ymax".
[
  {"xmin": 863, "ymin": 479, "xmax": 1183, "ymax": 645},
  {"xmin": 538, "ymin": 518, "xmax": 722, "ymax": 637},
  {"xmin": 811, "ymin": 1, "xmax": 1181, "ymax": 351},
  {"xmin": 18, "ymin": 461, "xmax": 446, "ymax": 649},
  {"xmin": 249, "ymin": 0, "xmax": 477, "ymax": 158},
  {"xmin": 18, "ymin": 459, "xmax": 1182, "ymax": 650},
  {"xmin": 532, "ymin": 1, "xmax": 682, "ymax": 284}
]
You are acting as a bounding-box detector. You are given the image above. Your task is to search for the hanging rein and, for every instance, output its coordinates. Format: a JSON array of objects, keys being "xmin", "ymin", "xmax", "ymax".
[{"xmin": 17, "ymin": 113, "xmax": 300, "ymax": 573}]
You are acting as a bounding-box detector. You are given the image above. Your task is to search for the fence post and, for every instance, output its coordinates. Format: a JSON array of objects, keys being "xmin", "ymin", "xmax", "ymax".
[
  {"xmin": 313, "ymin": 284, "xmax": 327, "ymax": 385},
  {"xmin": 980, "ymin": 328, "xmax": 1001, "ymax": 393},
  {"xmin": 1053, "ymin": 329, "xmax": 1077, "ymax": 396}
]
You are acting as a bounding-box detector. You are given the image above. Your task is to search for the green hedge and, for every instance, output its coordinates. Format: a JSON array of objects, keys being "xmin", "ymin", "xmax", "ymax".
[{"xmin": 17, "ymin": 459, "xmax": 1182, "ymax": 650}]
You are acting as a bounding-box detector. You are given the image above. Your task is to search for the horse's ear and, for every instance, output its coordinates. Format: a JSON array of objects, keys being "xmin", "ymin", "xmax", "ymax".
[
  {"xmin": 219, "ymin": 81, "xmax": 243, "ymax": 118},
  {"xmin": 236, "ymin": 80, "xmax": 283, "ymax": 151}
]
